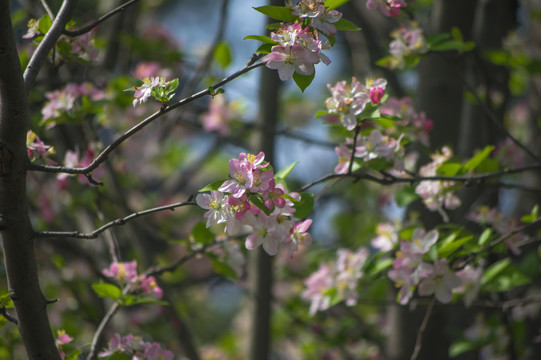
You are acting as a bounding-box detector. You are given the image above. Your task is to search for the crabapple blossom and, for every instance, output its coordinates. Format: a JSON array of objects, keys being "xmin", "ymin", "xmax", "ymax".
[
  {"xmin": 98, "ymin": 333, "xmax": 173, "ymax": 360},
  {"xmin": 371, "ymin": 222, "xmax": 399, "ymax": 252},
  {"xmin": 366, "ymin": 0, "xmax": 407, "ymax": 17},
  {"xmin": 27, "ymin": 130, "xmax": 55, "ymax": 162},
  {"xmin": 198, "ymin": 152, "xmax": 312, "ymax": 256},
  {"xmin": 302, "ymin": 264, "xmax": 334, "ymax": 315},
  {"xmin": 302, "ymin": 247, "xmax": 370, "ymax": 314},
  {"xmin": 415, "ymin": 147, "xmax": 461, "ymax": 212},
  {"xmin": 132, "ymin": 76, "xmax": 165, "ymax": 106},
  {"xmin": 200, "ymin": 95, "xmax": 240, "ymax": 135},
  {"xmin": 388, "ymin": 21, "xmax": 427, "ymax": 69},
  {"xmin": 140, "ymin": 275, "xmax": 164, "ymax": 298},
  {"xmin": 418, "ymin": 259, "xmax": 462, "ymax": 303},
  {"xmin": 455, "ymin": 265, "xmax": 483, "ymax": 307},
  {"xmin": 284, "ymin": 219, "xmax": 313, "ymax": 256},
  {"xmin": 285, "ymin": 0, "xmax": 342, "ymax": 36},
  {"xmin": 196, "ymin": 191, "xmax": 230, "ymax": 227},
  {"xmin": 263, "ymin": 43, "xmax": 320, "ymax": 81},
  {"xmin": 55, "ymin": 330, "xmax": 73, "ymax": 360},
  {"xmin": 324, "ymin": 77, "xmax": 370, "ymax": 130},
  {"xmin": 102, "ymin": 260, "xmax": 139, "ymax": 283},
  {"xmin": 380, "ymin": 97, "xmax": 433, "ymax": 146}
]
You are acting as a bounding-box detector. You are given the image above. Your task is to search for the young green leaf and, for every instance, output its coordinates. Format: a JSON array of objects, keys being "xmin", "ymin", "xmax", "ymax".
[
  {"xmin": 334, "ymin": 18, "xmax": 361, "ymax": 31},
  {"xmin": 275, "ymin": 161, "xmax": 299, "ymax": 180},
  {"xmin": 463, "ymin": 145, "xmax": 495, "ymax": 172},
  {"xmin": 92, "ymin": 282, "xmax": 122, "ymax": 300},
  {"xmin": 293, "ymin": 72, "xmax": 316, "ymax": 92},
  {"xmin": 214, "ymin": 41, "xmax": 232, "ymax": 69},
  {"xmin": 253, "ymin": 6, "xmax": 296, "ymax": 22},
  {"xmin": 324, "ymin": 0, "xmax": 350, "ymax": 10},
  {"xmin": 199, "ymin": 179, "xmax": 227, "ymax": 192},
  {"xmin": 292, "ymin": 192, "xmax": 314, "ymax": 219},
  {"xmin": 192, "ymin": 222, "xmax": 215, "ymax": 245},
  {"xmin": 243, "ymin": 35, "xmax": 278, "ymax": 45}
]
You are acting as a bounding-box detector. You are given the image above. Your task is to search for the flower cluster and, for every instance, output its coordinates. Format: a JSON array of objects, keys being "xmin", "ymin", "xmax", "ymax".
[
  {"xmin": 27, "ymin": 130, "xmax": 55, "ymax": 163},
  {"xmin": 324, "ymin": 77, "xmax": 387, "ymax": 131},
  {"xmin": 262, "ymin": 0, "xmax": 342, "ymax": 81},
  {"xmin": 366, "ymin": 0, "xmax": 407, "ymax": 17},
  {"xmin": 42, "ymin": 82, "xmax": 105, "ymax": 126},
  {"xmin": 102, "ymin": 261, "xmax": 164, "ymax": 299},
  {"xmin": 286, "ymin": 0, "xmax": 342, "ymax": 36},
  {"xmin": 388, "ymin": 228, "xmax": 462, "ymax": 304},
  {"xmin": 131, "ymin": 76, "xmax": 179, "ymax": 107},
  {"xmin": 387, "ymin": 21, "xmax": 427, "ymax": 69},
  {"xmin": 415, "ymin": 147, "xmax": 461, "ymax": 213},
  {"xmin": 196, "ymin": 152, "xmax": 312, "ymax": 256},
  {"xmin": 302, "ymin": 247, "xmax": 369, "ymax": 315},
  {"xmin": 98, "ymin": 333, "xmax": 173, "ymax": 360}
]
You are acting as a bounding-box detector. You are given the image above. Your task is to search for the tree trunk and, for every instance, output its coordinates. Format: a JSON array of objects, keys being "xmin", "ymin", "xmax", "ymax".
[{"xmin": 0, "ymin": 2, "xmax": 60, "ymax": 359}]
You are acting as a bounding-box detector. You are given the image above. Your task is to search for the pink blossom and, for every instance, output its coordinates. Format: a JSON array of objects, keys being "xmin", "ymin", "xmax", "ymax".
[
  {"xmin": 102, "ymin": 260, "xmax": 139, "ymax": 283},
  {"xmin": 239, "ymin": 152, "xmax": 267, "ymax": 170},
  {"xmin": 388, "ymin": 22, "xmax": 427, "ymax": 69},
  {"xmin": 455, "ymin": 265, "xmax": 483, "ymax": 307},
  {"xmin": 263, "ymin": 180, "xmax": 286, "ymax": 209},
  {"xmin": 285, "ymin": 219, "xmax": 313, "ymax": 256},
  {"xmin": 262, "ymin": 44, "xmax": 320, "ymax": 81},
  {"xmin": 219, "ymin": 158, "xmax": 254, "ymax": 197},
  {"xmin": 200, "ymin": 95, "xmax": 239, "ymax": 135},
  {"xmin": 227, "ymin": 194, "xmax": 251, "ymax": 221},
  {"xmin": 302, "ymin": 264, "xmax": 334, "ymax": 315},
  {"xmin": 366, "ymin": 0, "xmax": 407, "ymax": 17},
  {"xmin": 371, "ymin": 222, "xmax": 399, "ymax": 251},
  {"xmin": 132, "ymin": 76, "xmax": 164, "ymax": 106},
  {"xmin": 140, "ymin": 275, "xmax": 164, "ymax": 299},
  {"xmin": 196, "ymin": 191, "xmax": 230, "ymax": 227},
  {"xmin": 324, "ymin": 77, "xmax": 370, "ymax": 130},
  {"xmin": 245, "ymin": 214, "xmax": 280, "ymax": 255},
  {"xmin": 418, "ymin": 259, "xmax": 462, "ymax": 303},
  {"xmin": 132, "ymin": 61, "xmax": 172, "ymax": 79},
  {"xmin": 27, "ymin": 131, "xmax": 55, "ymax": 162}
]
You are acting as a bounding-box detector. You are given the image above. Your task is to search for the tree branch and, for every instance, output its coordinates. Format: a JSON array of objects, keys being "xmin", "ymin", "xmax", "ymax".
[
  {"xmin": 27, "ymin": 60, "xmax": 266, "ymax": 176},
  {"xmin": 63, "ymin": 0, "xmax": 140, "ymax": 37},
  {"xmin": 409, "ymin": 298, "xmax": 436, "ymax": 360},
  {"xmin": 87, "ymin": 299, "xmax": 121, "ymax": 360},
  {"xmin": 23, "ymin": 0, "xmax": 78, "ymax": 92},
  {"xmin": 35, "ymin": 200, "xmax": 196, "ymax": 240}
]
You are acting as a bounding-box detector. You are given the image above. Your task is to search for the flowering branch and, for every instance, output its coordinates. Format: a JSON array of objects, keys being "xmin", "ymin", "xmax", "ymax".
[
  {"xmin": 27, "ymin": 60, "xmax": 266, "ymax": 177},
  {"xmin": 410, "ymin": 298, "xmax": 436, "ymax": 360},
  {"xmin": 23, "ymin": 0, "xmax": 78, "ymax": 91},
  {"xmin": 87, "ymin": 300, "xmax": 120, "ymax": 360},
  {"xmin": 300, "ymin": 163, "xmax": 541, "ymax": 192},
  {"xmin": 63, "ymin": 0, "xmax": 140, "ymax": 37},
  {"xmin": 34, "ymin": 200, "xmax": 196, "ymax": 240}
]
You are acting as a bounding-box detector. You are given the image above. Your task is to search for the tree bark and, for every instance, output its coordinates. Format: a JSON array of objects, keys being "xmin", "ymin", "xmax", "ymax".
[{"xmin": 0, "ymin": 2, "xmax": 61, "ymax": 359}]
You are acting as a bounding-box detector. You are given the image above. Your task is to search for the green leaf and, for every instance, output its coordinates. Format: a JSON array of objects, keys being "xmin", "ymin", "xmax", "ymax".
[
  {"xmin": 481, "ymin": 258, "xmax": 511, "ymax": 286},
  {"xmin": 394, "ymin": 186, "xmax": 419, "ymax": 207},
  {"xmin": 192, "ymin": 222, "xmax": 215, "ymax": 245},
  {"xmin": 463, "ymin": 145, "xmax": 495, "ymax": 172},
  {"xmin": 436, "ymin": 162, "xmax": 463, "ymax": 176},
  {"xmin": 429, "ymin": 40, "xmax": 470, "ymax": 52},
  {"xmin": 253, "ymin": 6, "xmax": 296, "ymax": 22},
  {"xmin": 100, "ymin": 353, "xmax": 131, "ymax": 360},
  {"xmin": 325, "ymin": 0, "xmax": 350, "ymax": 9},
  {"xmin": 315, "ymin": 110, "xmax": 329, "ymax": 118},
  {"xmin": 438, "ymin": 235, "xmax": 473, "ymax": 258},
  {"xmin": 450, "ymin": 27, "xmax": 463, "ymax": 42},
  {"xmin": 65, "ymin": 351, "xmax": 82, "ymax": 360},
  {"xmin": 256, "ymin": 44, "xmax": 273, "ymax": 54},
  {"xmin": 92, "ymin": 282, "xmax": 122, "ymax": 300},
  {"xmin": 275, "ymin": 161, "xmax": 299, "ymax": 180},
  {"xmin": 199, "ymin": 179, "xmax": 227, "ymax": 192},
  {"xmin": 214, "ymin": 41, "xmax": 232, "ymax": 69},
  {"xmin": 521, "ymin": 204, "xmax": 539, "ymax": 223},
  {"xmin": 334, "ymin": 18, "xmax": 361, "ymax": 31},
  {"xmin": 38, "ymin": 14, "xmax": 52, "ymax": 34},
  {"xmin": 0, "ymin": 316, "xmax": 6, "ymax": 328},
  {"xmin": 243, "ymin": 35, "xmax": 278, "ymax": 45},
  {"xmin": 368, "ymin": 258, "xmax": 393, "ymax": 276},
  {"xmin": 425, "ymin": 33, "xmax": 451, "ymax": 46},
  {"xmin": 120, "ymin": 295, "xmax": 168, "ymax": 307},
  {"xmin": 478, "ymin": 228, "xmax": 493, "ymax": 246},
  {"xmin": 293, "ymin": 72, "xmax": 315, "ymax": 92},
  {"xmin": 449, "ymin": 341, "xmax": 477, "ymax": 357},
  {"xmin": 293, "ymin": 192, "xmax": 314, "ymax": 219},
  {"xmin": 165, "ymin": 78, "xmax": 179, "ymax": 93},
  {"xmin": 0, "ymin": 292, "xmax": 13, "ymax": 308},
  {"xmin": 380, "ymin": 113, "xmax": 401, "ymax": 121}
]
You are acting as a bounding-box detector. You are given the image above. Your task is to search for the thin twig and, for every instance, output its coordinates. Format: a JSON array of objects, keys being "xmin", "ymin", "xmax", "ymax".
[
  {"xmin": 299, "ymin": 163, "xmax": 541, "ymax": 192},
  {"xmin": 348, "ymin": 125, "xmax": 361, "ymax": 174},
  {"xmin": 87, "ymin": 300, "xmax": 120, "ymax": 360},
  {"xmin": 28, "ymin": 61, "xmax": 266, "ymax": 176},
  {"xmin": 63, "ymin": 0, "xmax": 140, "ymax": 37},
  {"xmin": 40, "ymin": 0, "xmax": 55, "ymax": 21},
  {"xmin": 35, "ymin": 200, "xmax": 196, "ymax": 239},
  {"xmin": 410, "ymin": 298, "xmax": 436, "ymax": 360},
  {"xmin": 24, "ymin": 0, "xmax": 78, "ymax": 92},
  {"xmin": 0, "ymin": 307, "xmax": 18, "ymax": 325}
]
